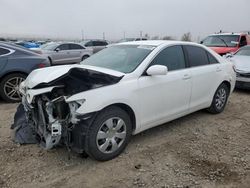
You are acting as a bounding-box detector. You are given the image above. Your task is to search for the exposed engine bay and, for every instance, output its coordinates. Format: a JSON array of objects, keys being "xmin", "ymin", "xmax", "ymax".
[{"xmin": 11, "ymin": 67, "xmax": 123, "ymax": 153}]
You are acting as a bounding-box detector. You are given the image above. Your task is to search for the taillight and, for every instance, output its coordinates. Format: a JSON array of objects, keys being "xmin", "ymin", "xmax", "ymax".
[{"xmin": 38, "ymin": 63, "xmax": 46, "ymax": 68}]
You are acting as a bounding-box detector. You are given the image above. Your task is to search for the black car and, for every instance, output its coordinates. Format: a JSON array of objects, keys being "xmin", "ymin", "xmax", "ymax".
[{"xmin": 0, "ymin": 42, "xmax": 50, "ymax": 102}]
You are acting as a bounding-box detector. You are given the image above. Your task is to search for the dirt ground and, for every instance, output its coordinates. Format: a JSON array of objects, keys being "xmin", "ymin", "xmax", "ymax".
[{"xmin": 0, "ymin": 90, "xmax": 250, "ymax": 188}]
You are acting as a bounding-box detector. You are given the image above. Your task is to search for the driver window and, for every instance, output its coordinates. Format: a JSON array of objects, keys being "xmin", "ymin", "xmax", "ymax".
[
  {"xmin": 151, "ymin": 45, "xmax": 186, "ymax": 71},
  {"xmin": 240, "ymin": 36, "xmax": 247, "ymax": 47}
]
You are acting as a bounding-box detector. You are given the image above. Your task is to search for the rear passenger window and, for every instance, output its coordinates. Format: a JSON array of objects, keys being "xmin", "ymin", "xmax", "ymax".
[
  {"xmin": 0, "ymin": 48, "xmax": 10, "ymax": 56},
  {"xmin": 70, "ymin": 44, "xmax": 84, "ymax": 50},
  {"xmin": 151, "ymin": 46, "xmax": 186, "ymax": 71},
  {"xmin": 185, "ymin": 46, "xmax": 209, "ymax": 67},
  {"xmin": 58, "ymin": 44, "xmax": 69, "ymax": 50},
  {"xmin": 207, "ymin": 52, "xmax": 219, "ymax": 64}
]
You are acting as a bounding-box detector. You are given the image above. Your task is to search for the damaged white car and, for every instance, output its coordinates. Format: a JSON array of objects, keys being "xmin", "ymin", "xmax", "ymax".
[{"xmin": 12, "ymin": 41, "xmax": 236, "ymax": 161}]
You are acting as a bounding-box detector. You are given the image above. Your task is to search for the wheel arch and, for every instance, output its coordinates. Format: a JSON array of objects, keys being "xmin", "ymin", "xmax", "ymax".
[
  {"xmin": 221, "ymin": 80, "xmax": 231, "ymax": 92},
  {"xmin": 0, "ymin": 71, "xmax": 28, "ymax": 81},
  {"xmin": 47, "ymin": 56, "xmax": 52, "ymax": 65},
  {"xmin": 101, "ymin": 103, "xmax": 137, "ymax": 133}
]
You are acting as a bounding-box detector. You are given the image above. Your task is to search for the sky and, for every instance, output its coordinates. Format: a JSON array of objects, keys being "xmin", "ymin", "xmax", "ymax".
[{"xmin": 0, "ymin": 0, "xmax": 250, "ymax": 41}]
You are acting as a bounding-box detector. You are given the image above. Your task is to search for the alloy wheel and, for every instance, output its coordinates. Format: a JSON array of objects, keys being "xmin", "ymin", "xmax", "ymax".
[
  {"xmin": 215, "ymin": 88, "xmax": 227, "ymax": 110},
  {"xmin": 3, "ymin": 77, "xmax": 25, "ymax": 101}
]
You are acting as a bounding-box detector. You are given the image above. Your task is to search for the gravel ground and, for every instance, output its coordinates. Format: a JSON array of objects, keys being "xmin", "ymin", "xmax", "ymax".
[{"xmin": 0, "ymin": 90, "xmax": 249, "ymax": 188}]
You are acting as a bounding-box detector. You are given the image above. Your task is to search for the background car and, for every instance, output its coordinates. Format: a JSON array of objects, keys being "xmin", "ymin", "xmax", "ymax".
[
  {"xmin": 14, "ymin": 41, "xmax": 235, "ymax": 161},
  {"xmin": 0, "ymin": 42, "xmax": 50, "ymax": 102},
  {"xmin": 118, "ymin": 38, "xmax": 148, "ymax": 43},
  {"xmin": 201, "ymin": 33, "xmax": 250, "ymax": 56},
  {"xmin": 226, "ymin": 45, "xmax": 250, "ymax": 89},
  {"xmin": 31, "ymin": 42, "xmax": 93, "ymax": 65},
  {"xmin": 81, "ymin": 40, "xmax": 108, "ymax": 54},
  {"xmin": 15, "ymin": 41, "xmax": 40, "ymax": 48}
]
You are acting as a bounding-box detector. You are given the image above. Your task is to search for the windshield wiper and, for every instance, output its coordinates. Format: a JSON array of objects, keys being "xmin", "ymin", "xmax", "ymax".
[{"xmin": 216, "ymin": 37, "xmax": 228, "ymax": 47}]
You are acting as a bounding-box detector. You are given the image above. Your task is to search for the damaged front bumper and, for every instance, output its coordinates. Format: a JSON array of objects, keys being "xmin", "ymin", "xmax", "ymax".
[
  {"xmin": 12, "ymin": 96, "xmax": 97, "ymax": 153},
  {"xmin": 11, "ymin": 66, "xmax": 123, "ymax": 153}
]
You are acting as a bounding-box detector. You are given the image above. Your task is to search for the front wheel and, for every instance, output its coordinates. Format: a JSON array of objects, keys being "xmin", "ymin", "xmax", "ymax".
[
  {"xmin": 84, "ymin": 106, "xmax": 132, "ymax": 161},
  {"xmin": 207, "ymin": 83, "xmax": 230, "ymax": 114}
]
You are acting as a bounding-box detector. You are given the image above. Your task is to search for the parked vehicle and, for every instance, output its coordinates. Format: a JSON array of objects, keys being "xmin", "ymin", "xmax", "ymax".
[
  {"xmin": 15, "ymin": 41, "xmax": 40, "ymax": 49},
  {"xmin": 201, "ymin": 33, "xmax": 250, "ymax": 56},
  {"xmin": 0, "ymin": 42, "xmax": 50, "ymax": 102},
  {"xmin": 81, "ymin": 40, "xmax": 108, "ymax": 54},
  {"xmin": 31, "ymin": 42, "xmax": 93, "ymax": 65},
  {"xmin": 118, "ymin": 38, "xmax": 148, "ymax": 43},
  {"xmin": 226, "ymin": 45, "xmax": 250, "ymax": 89},
  {"xmin": 13, "ymin": 40, "xmax": 236, "ymax": 161}
]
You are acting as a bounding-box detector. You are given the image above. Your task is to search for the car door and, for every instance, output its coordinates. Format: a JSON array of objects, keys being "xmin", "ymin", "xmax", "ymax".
[
  {"xmin": 0, "ymin": 47, "xmax": 11, "ymax": 73},
  {"xmin": 52, "ymin": 44, "xmax": 70, "ymax": 65},
  {"xmin": 92, "ymin": 41, "xmax": 107, "ymax": 53},
  {"xmin": 69, "ymin": 44, "xmax": 84, "ymax": 63},
  {"xmin": 184, "ymin": 45, "xmax": 223, "ymax": 110},
  {"xmin": 138, "ymin": 45, "xmax": 192, "ymax": 130}
]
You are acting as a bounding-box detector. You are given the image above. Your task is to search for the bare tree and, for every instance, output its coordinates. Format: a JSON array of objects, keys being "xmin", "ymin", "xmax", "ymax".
[
  {"xmin": 181, "ymin": 32, "xmax": 192, "ymax": 41},
  {"xmin": 151, "ymin": 36, "xmax": 159, "ymax": 40},
  {"xmin": 144, "ymin": 33, "xmax": 149, "ymax": 39},
  {"xmin": 162, "ymin": 36, "xmax": 174, "ymax": 40}
]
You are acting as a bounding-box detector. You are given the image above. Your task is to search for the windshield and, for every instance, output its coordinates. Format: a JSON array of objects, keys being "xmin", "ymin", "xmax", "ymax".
[
  {"xmin": 40, "ymin": 43, "xmax": 58, "ymax": 50},
  {"xmin": 81, "ymin": 45, "xmax": 154, "ymax": 73},
  {"xmin": 235, "ymin": 46, "xmax": 250, "ymax": 56},
  {"xmin": 202, "ymin": 35, "xmax": 240, "ymax": 47}
]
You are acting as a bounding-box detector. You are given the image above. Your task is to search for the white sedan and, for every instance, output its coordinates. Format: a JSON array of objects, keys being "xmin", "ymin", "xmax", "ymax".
[
  {"xmin": 226, "ymin": 45, "xmax": 250, "ymax": 89},
  {"xmin": 13, "ymin": 40, "xmax": 236, "ymax": 161}
]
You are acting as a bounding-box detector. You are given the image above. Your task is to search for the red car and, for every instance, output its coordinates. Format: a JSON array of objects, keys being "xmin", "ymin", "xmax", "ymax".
[{"xmin": 201, "ymin": 33, "xmax": 250, "ymax": 56}]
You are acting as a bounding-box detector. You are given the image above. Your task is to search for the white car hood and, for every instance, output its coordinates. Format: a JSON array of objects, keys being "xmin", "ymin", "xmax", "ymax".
[
  {"xmin": 24, "ymin": 64, "xmax": 125, "ymax": 89},
  {"xmin": 231, "ymin": 55, "xmax": 250, "ymax": 73}
]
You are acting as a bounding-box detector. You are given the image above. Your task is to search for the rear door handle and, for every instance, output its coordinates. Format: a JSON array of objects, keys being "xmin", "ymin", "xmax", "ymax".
[{"xmin": 183, "ymin": 74, "xmax": 191, "ymax": 80}]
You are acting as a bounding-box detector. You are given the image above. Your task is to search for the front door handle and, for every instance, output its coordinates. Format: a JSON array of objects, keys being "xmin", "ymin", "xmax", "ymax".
[
  {"xmin": 183, "ymin": 74, "xmax": 191, "ymax": 80},
  {"xmin": 216, "ymin": 67, "xmax": 222, "ymax": 72}
]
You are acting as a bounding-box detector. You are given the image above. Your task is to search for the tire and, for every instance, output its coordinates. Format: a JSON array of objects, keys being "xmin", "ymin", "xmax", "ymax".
[
  {"xmin": 81, "ymin": 55, "xmax": 89, "ymax": 61},
  {"xmin": 0, "ymin": 73, "xmax": 26, "ymax": 103},
  {"xmin": 84, "ymin": 106, "xmax": 132, "ymax": 161},
  {"xmin": 207, "ymin": 83, "xmax": 230, "ymax": 114}
]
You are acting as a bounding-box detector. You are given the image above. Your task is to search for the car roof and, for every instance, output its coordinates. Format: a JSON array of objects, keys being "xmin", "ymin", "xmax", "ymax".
[
  {"xmin": 209, "ymin": 33, "xmax": 244, "ymax": 36},
  {"xmin": 117, "ymin": 40, "xmax": 198, "ymax": 47}
]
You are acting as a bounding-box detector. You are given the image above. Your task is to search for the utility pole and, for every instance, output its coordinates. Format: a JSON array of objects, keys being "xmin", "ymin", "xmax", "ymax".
[
  {"xmin": 103, "ymin": 32, "xmax": 106, "ymax": 40},
  {"xmin": 81, "ymin": 29, "xmax": 84, "ymax": 41},
  {"xmin": 123, "ymin": 31, "xmax": 126, "ymax": 39},
  {"xmin": 140, "ymin": 31, "xmax": 143, "ymax": 40}
]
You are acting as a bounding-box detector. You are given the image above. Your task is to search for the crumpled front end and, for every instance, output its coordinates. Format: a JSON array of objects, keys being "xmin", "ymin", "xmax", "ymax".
[{"xmin": 11, "ymin": 66, "xmax": 123, "ymax": 152}]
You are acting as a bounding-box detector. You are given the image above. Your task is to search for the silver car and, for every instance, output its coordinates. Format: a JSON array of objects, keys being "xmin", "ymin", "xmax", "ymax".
[
  {"xmin": 81, "ymin": 40, "xmax": 108, "ymax": 54},
  {"xmin": 32, "ymin": 42, "xmax": 93, "ymax": 65}
]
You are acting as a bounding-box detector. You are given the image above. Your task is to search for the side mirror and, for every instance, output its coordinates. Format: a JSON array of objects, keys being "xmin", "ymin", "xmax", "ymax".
[
  {"xmin": 224, "ymin": 52, "xmax": 233, "ymax": 58},
  {"xmin": 146, "ymin": 65, "xmax": 168, "ymax": 76},
  {"xmin": 55, "ymin": 48, "xmax": 60, "ymax": 52}
]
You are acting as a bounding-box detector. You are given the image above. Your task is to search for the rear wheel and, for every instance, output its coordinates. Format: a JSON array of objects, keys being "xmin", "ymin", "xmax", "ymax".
[
  {"xmin": 207, "ymin": 83, "xmax": 229, "ymax": 114},
  {"xmin": 0, "ymin": 73, "xmax": 26, "ymax": 102},
  {"xmin": 84, "ymin": 106, "xmax": 132, "ymax": 161}
]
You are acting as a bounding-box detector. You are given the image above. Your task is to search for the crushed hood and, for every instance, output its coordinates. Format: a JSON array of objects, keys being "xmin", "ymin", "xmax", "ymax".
[
  {"xmin": 24, "ymin": 64, "xmax": 125, "ymax": 89},
  {"xmin": 230, "ymin": 55, "xmax": 250, "ymax": 73}
]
